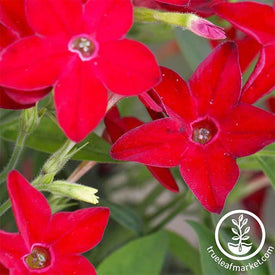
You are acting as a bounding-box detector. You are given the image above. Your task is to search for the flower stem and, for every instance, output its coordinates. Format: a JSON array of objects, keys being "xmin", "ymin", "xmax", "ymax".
[
  {"xmin": 67, "ymin": 161, "xmax": 97, "ymax": 183},
  {"xmin": 147, "ymin": 191, "xmax": 193, "ymax": 233},
  {"xmin": 138, "ymin": 185, "xmax": 165, "ymax": 213},
  {"xmin": 0, "ymin": 131, "xmax": 27, "ymax": 184},
  {"xmin": 0, "ymin": 199, "xmax": 11, "ymax": 216}
]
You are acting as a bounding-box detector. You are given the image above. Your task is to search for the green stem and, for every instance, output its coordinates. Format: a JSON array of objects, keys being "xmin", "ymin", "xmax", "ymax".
[
  {"xmin": 0, "ymin": 200, "xmax": 11, "ymax": 216},
  {"xmin": 148, "ymin": 191, "xmax": 193, "ymax": 233},
  {"xmin": 0, "ymin": 131, "xmax": 27, "ymax": 184},
  {"xmin": 138, "ymin": 185, "xmax": 164, "ymax": 213},
  {"xmin": 145, "ymin": 192, "xmax": 186, "ymax": 221}
]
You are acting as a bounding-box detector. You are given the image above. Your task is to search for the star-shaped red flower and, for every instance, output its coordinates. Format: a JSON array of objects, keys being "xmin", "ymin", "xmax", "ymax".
[
  {"xmin": 110, "ymin": 42, "xmax": 275, "ymax": 213},
  {"xmin": 0, "ymin": 0, "xmax": 50, "ymax": 109},
  {"xmin": 0, "ymin": 0, "xmax": 160, "ymax": 141},
  {"xmin": 0, "ymin": 170, "xmax": 109, "ymax": 274},
  {"xmin": 104, "ymin": 106, "xmax": 179, "ymax": 192},
  {"xmin": 214, "ymin": 1, "xmax": 275, "ymax": 104}
]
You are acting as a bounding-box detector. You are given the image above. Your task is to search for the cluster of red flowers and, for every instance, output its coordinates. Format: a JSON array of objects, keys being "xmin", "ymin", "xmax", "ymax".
[{"xmin": 0, "ymin": 0, "xmax": 274, "ymax": 274}]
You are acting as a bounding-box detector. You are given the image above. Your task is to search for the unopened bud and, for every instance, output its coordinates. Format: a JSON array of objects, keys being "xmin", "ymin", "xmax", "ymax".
[
  {"xmin": 42, "ymin": 140, "xmax": 77, "ymax": 175},
  {"xmin": 187, "ymin": 15, "xmax": 226, "ymax": 40},
  {"xmin": 20, "ymin": 106, "xmax": 40, "ymax": 134},
  {"xmin": 43, "ymin": 181, "xmax": 99, "ymax": 204}
]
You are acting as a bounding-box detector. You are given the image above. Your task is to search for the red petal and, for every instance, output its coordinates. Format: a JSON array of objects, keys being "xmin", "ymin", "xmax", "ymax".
[
  {"xmin": 189, "ymin": 41, "xmax": 241, "ymax": 118},
  {"xmin": 241, "ymin": 45, "xmax": 275, "ymax": 104},
  {"xmin": 0, "ymin": 0, "xmax": 33, "ymax": 37},
  {"xmin": 180, "ymin": 142, "xmax": 239, "ymax": 213},
  {"xmin": 5, "ymin": 87, "xmax": 51, "ymax": 105},
  {"xmin": 47, "ymin": 207, "xmax": 109, "ymax": 254},
  {"xmin": 51, "ymin": 255, "xmax": 96, "ymax": 275},
  {"xmin": 220, "ymin": 104, "xmax": 275, "ymax": 157},
  {"xmin": 105, "ymin": 108, "xmax": 143, "ymax": 143},
  {"xmin": 146, "ymin": 166, "xmax": 179, "ymax": 192},
  {"xmin": 0, "ymin": 23, "xmax": 17, "ymax": 51},
  {"xmin": 214, "ymin": 2, "xmax": 275, "ymax": 45},
  {"xmin": 0, "ymin": 263, "xmax": 9, "ymax": 275},
  {"xmin": 0, "ymin": 36, "xmax": 71, "ymax": 90},
  {"xmin": 0, "ymin": 88, "xmax": 34, "ymax": 110},
  {"xmin": 236, "ymin": 35, "xmax": 261, "ymax": 73},
  {"xmin": 7, "ymin": 171, "xmax": 51, "ymax": 248},
  {"xmin": 139, "ymin": 91, "xmax": 164, "ymax": 113},
  {"xmin": 156, "ymin": 0, "xmax": 188, "ymax": 5},
  {"xmin": 0, "ymin": 231, "xmax": 27, "ymax": 270},
  {"xmin": 84, "ymin": 0, "xmax": 133, "ymax": 42},
  {"xmin": 25, "ymin": 0, "xmax": 83, "ymax": 36},
  {"xmin": 96, "ymin": 39, "xmax": 161, "ymax": 95},
  {"xmin": 55, "ymin": 58, "xmax": 107, "ymax": 142},
  {"xmin": 153, "ymin": 67, "xmax": 196, "ymax": 122},
  {"xmin": 111, "ymin": 118, "xmax": 189, "ymax": 167}
]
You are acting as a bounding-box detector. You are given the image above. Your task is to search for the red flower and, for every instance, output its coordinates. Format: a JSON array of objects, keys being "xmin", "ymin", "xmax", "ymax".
[
  {"xmin": 0, "ymin": 0, "xmax": 50, "ymax": 109},
  {"xmin": 104, "ymin": 106, "xmax": 179, "ymax": 192},
  {"xmin": 110, "ymin": 42, "xmax": 275, "ymax": 213},
  {"xmin": 214, "ymin": 1, "xmax": 275, "ymax": 104},
  {"xmin": 0, "ymin": 171, "xmax": 109, "ymax": 274},
  {"xmin": 209, "ymin": 26, "xmax": 261, "ymax": 73},
  {"xmin": 0, "ymin": 0, "xmax": 160, "ymax": 141}
]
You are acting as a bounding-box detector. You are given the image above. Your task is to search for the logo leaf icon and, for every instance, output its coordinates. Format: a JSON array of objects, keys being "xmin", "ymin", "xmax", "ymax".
[
  {"xmin": 242, "ymin": 218, "xmax": 248, "ymax": 227},
  {"xmin": 232, "ymin": 228, "xmax": 239, "ymax": 235},
  {"xmin": 244, "ymin": 226, "xmax": 250, "ymax": 235},
  {"xmin": 238, "ymin": 214, "xmax": 243, "ymax": 223},
  {"xmin": 232, "ymin": 219, "xmax": 238, "ymax": 227}
]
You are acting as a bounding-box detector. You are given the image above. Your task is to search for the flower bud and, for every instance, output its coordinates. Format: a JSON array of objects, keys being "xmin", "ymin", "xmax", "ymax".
[
  {"xmin": 20, "ymin": 106, "xmax": 40, "ymax": 134},
  {"xmin": 42, "ymin": 140, "xmax": 77, "ymax": 175},
  {"xmin": 187, "ymin": 14, "xmax": 226, "ymax": 40},
  {"xmin": 43, "ymin": 181, "xmax": 99, "ymax": 204}
]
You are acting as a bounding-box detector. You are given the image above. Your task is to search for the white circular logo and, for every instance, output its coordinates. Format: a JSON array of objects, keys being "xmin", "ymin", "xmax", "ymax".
[{"xmin": 215, "ymin": 210, "xmax": 266, "ymax": 261}]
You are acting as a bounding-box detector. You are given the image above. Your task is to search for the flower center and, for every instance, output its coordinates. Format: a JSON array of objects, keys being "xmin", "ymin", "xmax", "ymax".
[
  {"xmin": 24, "ymin": 246, "xmax": 51, "ymax": 270},
  {"xmin": 192, "ymin": 118, "xmax": 218, "ymax": 145},
  {"xmin": 69, "ymin": 36, "xmax": 96, "ymax": 61}
]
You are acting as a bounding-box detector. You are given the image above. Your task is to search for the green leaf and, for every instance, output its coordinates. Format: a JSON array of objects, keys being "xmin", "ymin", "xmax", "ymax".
[
  {"xmin": 256, "ymin": 156, "xmax": 275, "ymax": 189},
  {"xmin": 0, "ymin": 116, "xmax": 117, "ymax": 163},
  {"xmin": 97, "ymin": 231, "xmax": 168, "ymax": 275},
  {"xmin": 167, "ymin": 230, "xmax": 202, "ymax": 275},
  {"xmin": 188, "ymin": 221, "xmax": 237, "ymax": 275},
  {"xmin": 100, "ymin": 199, "xmax": 143, "ymax": 235},
  {"xmin": 175, "ymin": 28, "xmax": 211, "ymax": 72}
]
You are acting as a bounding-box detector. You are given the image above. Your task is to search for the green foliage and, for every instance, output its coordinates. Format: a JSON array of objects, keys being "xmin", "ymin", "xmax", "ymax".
[
  {"xmin": 188, "ymin": 221, "xmax": 237, "ymax": 275},
  {"xmin": 97, "ymin": 231, "xmax": 168, "ymax": 275},
  {"xmin": 100, "ymin": 199, "xmax": 143, "ymax": 235},
  {"xmin": 256, "ymin": 155, "xmax": 275, "ymax": 189},
  {"xmin": 0, "ymin": 117, "xmax": 117, "ymax": 163},
  {"xmin": 167, "ymin": 230, "xmax": 202, "ymax": 275}
]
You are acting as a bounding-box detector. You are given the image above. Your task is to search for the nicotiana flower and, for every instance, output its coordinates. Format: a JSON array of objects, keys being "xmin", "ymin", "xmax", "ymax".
[
  {"xmin": 0, "ymin": 170, "xmax": 110, "ymax": 274},
  {"xmin": 0, "ymin": 0, "xmax": 50, "ymax": 109},
  {"xmin": 209, "ymin": 25, "xmax": 262, "ymax": 73},
  {"xmin": 0, "ymin": 0, "xmax": 160, "ymax": 141},
  {"xmin": 104, "ymin": 106, "xmax": 179, "ymax": 192},
  {"xmin": 214, "ymin": 1, "xmax": 275, "ymax": 104},
  {"xmin": 111, "ymin": 42, "xmax": 275, "ymax": 213}
]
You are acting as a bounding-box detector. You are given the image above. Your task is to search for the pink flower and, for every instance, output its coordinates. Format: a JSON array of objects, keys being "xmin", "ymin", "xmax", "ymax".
[
  {"xmin": 214, "ymin": 1, "xmax": 275, "ymax": 104},
  {"xmin": 0, "ymin": 0, "xmax": 161, "ymax": 141},
  {"xmin": 0, "ymin": 171, "xmax": 110, "ymax": 274},
  {"xmin": 110, "ymin": 42, "xmax": 275, "ymax": 213},
  {"xmin": 104, "ymin": 106, "xmax": 179, "ymax": 192},
  {"xmin": 0, "ymin": 0, "xmax": 50, "ymax": 109}
]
